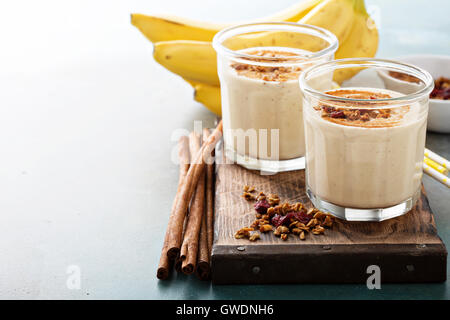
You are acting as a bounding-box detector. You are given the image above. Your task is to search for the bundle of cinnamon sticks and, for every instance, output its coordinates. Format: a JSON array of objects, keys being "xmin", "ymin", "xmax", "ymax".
[{"xmin": 157, "ymin": 121, "xmax": 222, "ymax": 280}]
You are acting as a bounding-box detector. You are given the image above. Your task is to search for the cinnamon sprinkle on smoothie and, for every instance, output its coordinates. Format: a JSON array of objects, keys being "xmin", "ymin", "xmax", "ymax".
[
  {"xmin": 231, "ymin": 49, "xmax": 306, "ymax": 82},
  {"xmin": 317, "ymin": 89, "xmax": 410, "ymax": 128}
]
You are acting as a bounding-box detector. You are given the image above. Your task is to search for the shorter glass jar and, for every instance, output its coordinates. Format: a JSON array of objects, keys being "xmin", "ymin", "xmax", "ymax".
[
  {"xmin": 213, "ymin": 22, "xmax": 338, "ymax": 173},
  {"xmin": 299, "ymin": 58, "xmax": 433, "ymax": 221}
]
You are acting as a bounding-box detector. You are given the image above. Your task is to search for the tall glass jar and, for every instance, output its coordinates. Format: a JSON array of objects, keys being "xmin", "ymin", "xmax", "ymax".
[
  {"xmin": 299, "ymin": 58, "xmax": 434, "ymax": 221},
  {"xmin": 213, "ymin": 22, "xmax": 338, "ymax": 173}
]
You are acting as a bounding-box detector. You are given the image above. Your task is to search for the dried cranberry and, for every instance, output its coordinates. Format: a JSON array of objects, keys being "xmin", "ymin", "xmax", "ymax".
[
  {"xmin": 292, "ymin": 211, "xmax": 312, "ymax": 224},
  {"xmin": 444, "ymin": 90, "xmax": 450, "ymax": 100},
  {"xmin": 254, "ymin": 199, "xmax": 270, "ymax": 214},
  {"xmin": 440, "ymin": 88, "xmax": 450, "ymax": 100},
  {"xmin": 271, "ymin": 211, "xmax": 312, "ymax": 227},
  {"xmin": 322, "ymin": 106, "xmax": 335, "ymax": 113},
  {"xmin": 271, "ymin": 214, "xmax": 289, "ymax": 227},
  {"xmin": 330, "ymin": 111, "xmax": 345, "ymax": 118},
  {"xmin": 271, "ymin": 214, "xmax": 281, "ymax": 227},
  {"xmin": 430, "ymin": 88, "xmax": 438, "ymax": 98}
]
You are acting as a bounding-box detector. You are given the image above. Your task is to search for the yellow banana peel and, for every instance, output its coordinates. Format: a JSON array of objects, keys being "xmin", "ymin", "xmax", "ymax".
[
  {"xmin": 252, "ymin": 0, "xmax": 322, "ymax": 23},
  {"xmin": 190, "ymin": 82, "xmax": 222, "ymax": 116},
  {"xmin": 222, "ymin": 30, "xmax": 330, "ymax": 53},
  {"xmin": 299, "ymin": 0, "xmax": 355, "ymax": 45},
  {"xmin": 153, "ymin": 40, "xmax": 219, "ymax": 85},
  {"xmin": 131, "ymin": 14, "xmax": 220, "ymax": 43},
  {"xmin": 333, "ymin": 0, "xmax": 379, "ymax": 83},
  {"xmin": 131, "ymin": 0, "xmax": 321, "ymax": 42},
  {"xmin": 150, "ymin": 0, "xmax": 361, "ymax": 88}
]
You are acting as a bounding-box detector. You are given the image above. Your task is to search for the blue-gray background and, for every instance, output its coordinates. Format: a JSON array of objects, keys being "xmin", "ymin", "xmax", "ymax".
[{"xmin": 0, "ymin": 0, "xmax": 448, "ymax": 299}]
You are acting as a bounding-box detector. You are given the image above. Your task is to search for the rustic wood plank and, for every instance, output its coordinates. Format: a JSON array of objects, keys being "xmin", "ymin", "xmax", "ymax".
[
  {"xmin": 211, "ymin": 150, "xmax": 447, "ymax": 284},
  {"xmin": 212, "ymin": 244, "xmax": 447, "ymax": 284}
]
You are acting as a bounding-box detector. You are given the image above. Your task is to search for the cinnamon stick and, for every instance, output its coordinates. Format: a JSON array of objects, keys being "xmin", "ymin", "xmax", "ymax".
[
  {"xmin": 196, "ymin": 210, "xmax": 211, "ymax": 280},
  {"xmin": 174, "ymin": 256, "xmax": 182, "ymax": 273},
  {"xmin": 166, "ymin": 120, "xmax": 223, "ymax": 259},
  {"xmin": 156, "ymin": 135, "xmax": 190, "ymax": 280},
  {"xmin": 180, "ymin": 132, "xmax": 205, "ymax": 274},
  {"xmin": 174, "ymin": 214, "xmax": 189, "ymax": 273},
  {"xmin": 203, "ymin": 128, "xmax": 215, "ymax": 255},
  {"xmin": 195, "ymin": 128, "xmax": 215, "ymax": 280}
]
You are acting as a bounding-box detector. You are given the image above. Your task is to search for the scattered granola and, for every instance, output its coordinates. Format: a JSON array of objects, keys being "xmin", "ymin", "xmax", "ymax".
[
  {"xmin": 243, "ymin": 185, "xmax": 255, "ymax": 193},
  {"xmin": 256, "ymin": 192, "xmax": 266, "ymax": 201},
  {"xmin": 259, "ymin": 224, "xmax": 273, "ymax": 233},
  {"xmin": 267, "ymin": 193, "xmax": 280, "ymax": 206},
  {"xmin": 234, "ymin": 227, "xmax": 253, "ymax": 239},
  {"xmin": 254, "ymin": 199, "xmax": 271, "ymax": 214},
  {"xmin": 241, "ymin": 192, "xmax": 255, "ymax": 201},
  {"xmin": 249, "ymin": 232, "xmax": 260, "ymax": 242},
  {"xmin": 236, "ymin": 187, "xmax": 335, "ymax": 242}
]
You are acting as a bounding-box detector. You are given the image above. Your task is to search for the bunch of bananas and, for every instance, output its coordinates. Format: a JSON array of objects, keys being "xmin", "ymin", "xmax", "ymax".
[{"xmin": 131, "ymin": 0, "xmax": 378, "ymax": 115}]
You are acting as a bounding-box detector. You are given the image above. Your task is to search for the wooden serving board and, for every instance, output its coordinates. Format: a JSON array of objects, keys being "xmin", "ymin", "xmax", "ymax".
[{"xmin": 211, "ymin": 156, "xmax": 447, "ymax": 284}]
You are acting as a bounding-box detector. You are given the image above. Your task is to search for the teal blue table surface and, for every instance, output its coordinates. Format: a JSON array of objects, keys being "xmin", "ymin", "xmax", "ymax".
[{"xmin": 0, "ymin": 0, "xmax": 448, "ymax": 299}]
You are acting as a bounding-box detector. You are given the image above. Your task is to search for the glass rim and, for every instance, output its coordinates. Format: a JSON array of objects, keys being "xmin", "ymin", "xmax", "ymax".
[
  {"xmin": 212, "ymin": 22, "xmax": 339, "ymax": 66},
  {"xmin": 299, "ymin": 58, "xmax": 434, "ymax": 104}
]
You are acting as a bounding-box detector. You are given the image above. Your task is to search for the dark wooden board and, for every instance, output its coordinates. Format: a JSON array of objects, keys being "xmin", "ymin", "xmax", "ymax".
[{"xmin": 211, "ymin": 154, "xmax": 447, "ymax": 284}]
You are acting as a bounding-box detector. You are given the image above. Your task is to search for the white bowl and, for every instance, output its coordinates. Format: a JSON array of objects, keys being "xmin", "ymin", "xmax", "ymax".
[{"xmin": 391, "ymin": 55, "xmax": 450, "ymax": 133}]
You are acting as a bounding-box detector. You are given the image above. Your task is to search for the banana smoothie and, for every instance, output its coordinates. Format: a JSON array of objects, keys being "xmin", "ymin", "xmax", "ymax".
[
  {"xmin": 304, "ymin": 88, "xmax": 427, "ymax": 209},
  {"xmin": 213, "ymin": 22, "xmax": 338, "ymax": 171},
  {"xmin": 220, "ymin": 47, "xmax": 311, "ymax": 161}
]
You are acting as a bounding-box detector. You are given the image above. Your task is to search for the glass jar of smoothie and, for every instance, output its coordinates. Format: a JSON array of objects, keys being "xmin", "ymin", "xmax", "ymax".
[
  {"xmin": 212, "ymin": 22, "xmax": 338, "ymax": 173},
  {"xmin": 299, "ymin": 58, "xmax": 434, "ymax": 221}
]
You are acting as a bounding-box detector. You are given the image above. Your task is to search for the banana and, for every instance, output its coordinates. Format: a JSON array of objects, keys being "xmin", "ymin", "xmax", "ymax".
[
  {"xmin": 131, "ymin": 0, "xmax": 321, "ymax": 43},
  {"xmin": 152, "ymin": 0, "xmax": 359, "ymax": 87},
  {"xmin": 299, "ymin": 0, "xmax": 355, "ymax": 45},
  {"xmin": 131, "ymin": 14, "xmax": 221, "ymax": 43},
  {"xmin": 252, "ymin": 0, "xmax": 322, "ymax": 23},
  {"xmin": 222, "ymin": 30, "xmax": 329, "ymax": 53},
  {"xmin": 333, "ymin": 0, "xmax": 378, "ymax": 83},
  {"xmin": 191, "ymin": 82, "xmax": 222, "ymax": 116},
  {"xmin": 152, "ymin": 33, "xmax": 325, "ymax": 87},
  {"xmin": 145, "ymin": 0, "xmax": 378, "ymax": 114},
  {"xmin": 153, "ymin": 41, "xmax": 219, "ymax": 85}
]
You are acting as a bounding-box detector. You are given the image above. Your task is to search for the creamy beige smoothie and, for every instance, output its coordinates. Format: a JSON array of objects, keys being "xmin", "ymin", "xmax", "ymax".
[
  {"xmin": 304, "ymin": 88, "xmax": 427, "ymax": 208},
  {"xmin": 220, "ymin": 47, "xmax": 312, "ymax": 161}
]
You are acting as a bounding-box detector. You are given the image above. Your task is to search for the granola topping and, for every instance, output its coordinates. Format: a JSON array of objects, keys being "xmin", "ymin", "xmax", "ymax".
[
  {"xmin": 317, "ymin": 89, "xmax": 410, "ymax": 128},
  {"xmin": 231, "ymin": 48, "xmax": 307, "ymax": 82}
]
